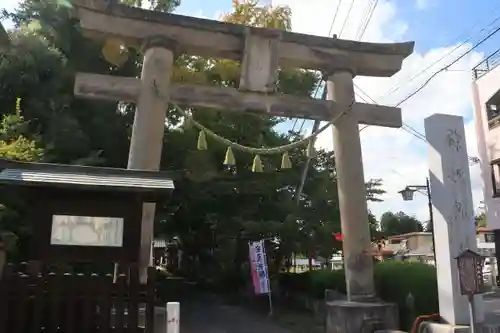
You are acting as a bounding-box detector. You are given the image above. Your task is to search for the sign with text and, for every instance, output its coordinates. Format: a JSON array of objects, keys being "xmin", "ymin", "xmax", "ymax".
[
  {"xmin": 50, "ymin": 215, "xmax": 124, "ymax": 247},
  {"xmin": 248, "ymin": 240, "xmax": 270, "ymax": 295}
]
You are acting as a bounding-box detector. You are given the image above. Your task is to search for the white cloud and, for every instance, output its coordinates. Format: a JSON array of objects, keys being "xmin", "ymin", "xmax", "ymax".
[{"xmin": 272, "ymin": 0, "xmax": 484, "ymax": 222}]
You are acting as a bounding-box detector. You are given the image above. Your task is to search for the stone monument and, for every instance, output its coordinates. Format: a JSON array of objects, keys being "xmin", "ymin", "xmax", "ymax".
[{"xmin": 423, "ymin": 113, "xmax": 485, "ymax": 332}]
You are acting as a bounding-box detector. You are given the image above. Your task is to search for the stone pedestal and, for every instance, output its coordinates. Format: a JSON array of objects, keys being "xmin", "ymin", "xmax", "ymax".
[
  {"xmin": 418, "ymin": 322, "xmax": 500, "ymax": 333},
  {"xmin": 326, "ymin": 300, "xmax": 399, "ymax": 333}
]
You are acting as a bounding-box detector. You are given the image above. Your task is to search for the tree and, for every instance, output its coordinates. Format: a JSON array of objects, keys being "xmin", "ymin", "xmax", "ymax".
[
  {"xmin": 0, "ymin": 99, "xmax": 44, "ymax": 257},
  {"xmin": 0, "ymin": 0, "xmax": 387, "ymax": 289},
  {"xmin": 475, "ymin": 213, "xmax": 487, "ymax": 228},
  {"xmin": 380, "ymin": 211, "xmax": 423, "ymax": 237},
  {"xmin": 366, "ymin": 178, "xmax": 386, "ymax": 202}
]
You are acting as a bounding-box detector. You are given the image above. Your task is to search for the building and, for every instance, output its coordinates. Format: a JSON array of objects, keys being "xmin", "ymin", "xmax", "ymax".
[
  {"xmin": 376, "ymin": 229, "xmax": 496, "ymax": 264},
  {"xmin": 476, "ymin": 227, "xmax": 496, "ymax": 257},
  {"xmin": 472, "ymin": 52, "xmax": 500, "ymax": 233},
  {"xmin": 376, "ymin": 232, "xmax": 435, "ymax": 264}
]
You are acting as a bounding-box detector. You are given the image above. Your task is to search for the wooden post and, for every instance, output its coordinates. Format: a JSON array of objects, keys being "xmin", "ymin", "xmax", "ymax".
[
  {"xmin": 166, "ymin": 302, "xmax": 180, "ymax": 333},
  {"xmin": 491, "ymin": 255, "xmax": 498, "ymax": 290},
  {"xmin": 128, "ymin": 36, "xmax": 176, "ymax": 284},
  {"xmin": 326, "ymin": 67, "xmax": 375, "ymax": 301}
]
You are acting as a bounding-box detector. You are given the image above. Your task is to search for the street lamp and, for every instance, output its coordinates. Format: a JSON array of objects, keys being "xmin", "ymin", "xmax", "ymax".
[{"xmin": 398, "ymin": 177, "xmax": 436, "ymax": 263}]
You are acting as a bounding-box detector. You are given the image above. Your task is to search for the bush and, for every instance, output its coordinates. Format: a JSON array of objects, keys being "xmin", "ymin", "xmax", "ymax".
[
  {"xmin": 374, "ymin": 261, "xmax": 438, "ymax": 329},
  {"xmin": 277, "ymin": 261, "xmax": 438, "ymax": 329}
]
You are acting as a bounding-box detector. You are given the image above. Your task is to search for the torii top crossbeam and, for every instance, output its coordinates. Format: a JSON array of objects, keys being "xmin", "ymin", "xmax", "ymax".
[
  {"xmin": 71, "ymin": 0, "xmax": 414, "ymax": 128},
  {"xmin": 73, "ymin": 0, "xmax": 413, "ymax": 77}
]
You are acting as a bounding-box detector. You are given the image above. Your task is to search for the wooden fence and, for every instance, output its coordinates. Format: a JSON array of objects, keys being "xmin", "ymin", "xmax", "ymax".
[{"xmin": 0, "ymin": 262, "xmax": 156, "ymax": 333}]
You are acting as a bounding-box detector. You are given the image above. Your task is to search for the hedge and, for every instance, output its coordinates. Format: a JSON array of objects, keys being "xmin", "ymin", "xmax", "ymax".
[{"xmin": 277, "ymin": 261, "xmax": 438, "ymax": 329}]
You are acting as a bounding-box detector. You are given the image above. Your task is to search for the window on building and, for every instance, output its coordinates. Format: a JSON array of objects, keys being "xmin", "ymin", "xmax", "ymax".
[
  {"xmin": 485, "ymin": 233, "xmax": 495, "ymax": 243},
  {"xmin": 486, "ymin": 90, "xmax": 500, "ymax": 129},
  {"xmin": 491, "ymin": 160, "xmax": 500, "ymax": 197},
  {"xmin": 488, "ymin": 104, "xmax": 500, "ymax": 129}
]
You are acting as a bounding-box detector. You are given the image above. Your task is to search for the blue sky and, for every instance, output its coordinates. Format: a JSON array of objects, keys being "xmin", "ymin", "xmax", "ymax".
[
  {"xmin": 2, "ymin": 0, "xmax": 500, "ymax": 222},
  {"xmin": 172, "ymin": 0, "xmax": 500, "ymax": 222},
  {"xmin": 172, "ymin": 0, "xmax": 500, "ymax": 56}
]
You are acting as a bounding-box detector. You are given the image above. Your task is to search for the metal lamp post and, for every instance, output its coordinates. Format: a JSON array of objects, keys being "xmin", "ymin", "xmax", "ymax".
[{"xmin": 398, "ymin": 177, "xmax": 436, "ymax": 263}]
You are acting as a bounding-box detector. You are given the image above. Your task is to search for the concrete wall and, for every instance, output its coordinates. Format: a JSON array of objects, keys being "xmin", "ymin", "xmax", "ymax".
[{"xmin": 473, "ymin": 66, "xmax": 500, "ymax": 229}]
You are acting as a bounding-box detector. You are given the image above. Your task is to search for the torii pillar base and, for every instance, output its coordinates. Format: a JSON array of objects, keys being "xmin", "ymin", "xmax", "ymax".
[{"xmin": 326, "ymin": 300, "xmax": 399, "ymax": 333}]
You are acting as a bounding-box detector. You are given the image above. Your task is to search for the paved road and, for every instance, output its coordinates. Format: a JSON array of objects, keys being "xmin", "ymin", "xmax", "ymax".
[
  {"xmin": 484, "ymin": 294, "xmax": 500, "ymax": 326},
  {"xmin": 176, "ymin": 293, "xmax": 500, "ymax": 332},
  {"xmin": 178, "ymin": 295, "xmax": 293, "ymax": 333}
]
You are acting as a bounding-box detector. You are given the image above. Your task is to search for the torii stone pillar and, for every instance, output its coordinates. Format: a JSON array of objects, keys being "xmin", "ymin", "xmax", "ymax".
[
  {"xmin": 326, "ymin": 67, "xmax": 375, "ymax": 300},
  {"xmin": 324, "ymin": 64, "xmax": 399, "ymax": 333},
  {"xmin": 0, "ymin": 22, "xmax": 9, "ymax": 52},
  {"xmin": 128, "ymin": 37, "xmax": 176, "ymax": 283}
]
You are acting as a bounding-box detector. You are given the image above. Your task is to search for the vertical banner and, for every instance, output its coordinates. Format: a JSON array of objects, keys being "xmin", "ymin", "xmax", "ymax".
[{"xmin": 248, "ymin": 240, "xmax": 271, "ymax": 294}]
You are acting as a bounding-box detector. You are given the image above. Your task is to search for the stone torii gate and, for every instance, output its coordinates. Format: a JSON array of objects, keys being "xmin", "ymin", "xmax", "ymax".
[
  {"xmin": 72, "ymin": 0, "xmax": 413, "ymax": 310},
  {"xmin": 0, "ymin": 22, "xmax": 10, "ymax": 52}
]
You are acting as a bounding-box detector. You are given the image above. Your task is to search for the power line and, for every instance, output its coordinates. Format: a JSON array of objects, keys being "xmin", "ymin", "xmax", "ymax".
[
  {"xmin": 355, "ymin": 85, "xmax": 427, "ymax": 141},
  {"xmin": 295, "ymin": 0, "xmax": 373, "ymax": 135},
  {"xmin": 381, "ymin": 9, "xmax": 500, "ymax": 100},
  {"xmin": 396, "ymin": 24, "xmax": 500, "ymax": 107},
  {"xmin": 338, "ymin": 0, "xmax": 355, "ymax": 37},
  {"xmin": 356, "ymin": 0, "xmax": 378, "ymax": 41},
  {"xmin": 292, "ymin": 0, "xmax": 343, "ymax": 134},
  {"xmin": 354, "ymin": 0, "xmax": 373, "ymax": 39},
  {"xmin": 327, "ymin": 0, "xmax": 342, "ymax": 37},
  {"xmin": 357, "ymin": 21, "xmax": 500, "ymax": 138}
]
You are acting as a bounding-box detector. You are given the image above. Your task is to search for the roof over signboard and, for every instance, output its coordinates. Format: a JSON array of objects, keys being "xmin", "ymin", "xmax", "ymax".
[{"xmin": 0, "ymin": 158, "xmax": 176, "ymax": 193}]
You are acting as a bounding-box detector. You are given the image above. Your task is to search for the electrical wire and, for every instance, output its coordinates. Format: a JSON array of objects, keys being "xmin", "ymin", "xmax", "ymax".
[
  {"xmin": 357, "ymin": 22, "xmax": 500, "ymax": 139},
  {"xmin": 294, "ymin": 0, "xmax": 371, "ymax": 134},
  {"xmin": 395, "ymin": 25, "xmax": 500, "ymax": 107},
  {"xmin": 292, "ymin": 0, "xmax": 343, "ymax": 134},
  {"xmin": 353, "ymin": 0, "xmax": 373, "ymax": 39},
  {"xmin": 381, "ymin": 9, "xmax": 500, "ymax": 100},
  {"xmin": 327, "ymin": 0, "xmax": 342, "ymax": 37},
  {"xmin": 338, "ymin": 0, "xmax": 355, "ymax": 38},
  {"xmin": 356, "ymin": 0, "xmax": 378, "ymax": 41}
]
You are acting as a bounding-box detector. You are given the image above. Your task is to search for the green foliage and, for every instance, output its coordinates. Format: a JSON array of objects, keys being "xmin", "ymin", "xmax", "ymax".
[
  {"xmin": 380, "ymin": 211, "xmax": 424, "ymax": 236},
  {"xmin": 366, "ymin": 178, "xmax": 386, "ymax": 202},
  {"xmin": 0, "ymin": 0, "xmax": 388, "ymax": 289},
  {"xmin": 0, "ymin": 108, "xmax": 44, "ymax": 257},
  {"xmin": 374, "ymin": 262, "xmax": 438, "ymax": 329},
  {"xmin": 278, "ymin": 262, "xmax": 438, "ymax": 330},
  {"xmin": 475, "ymin": 212, "xmax": 487, "ymax": 228},
  {"xmin": 0, "ymin": 135, "xmax": 43, "ymax": 161},
  {"xmin": 222, "ymin": 0, "xmax": 292, "ymax": 30}
]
